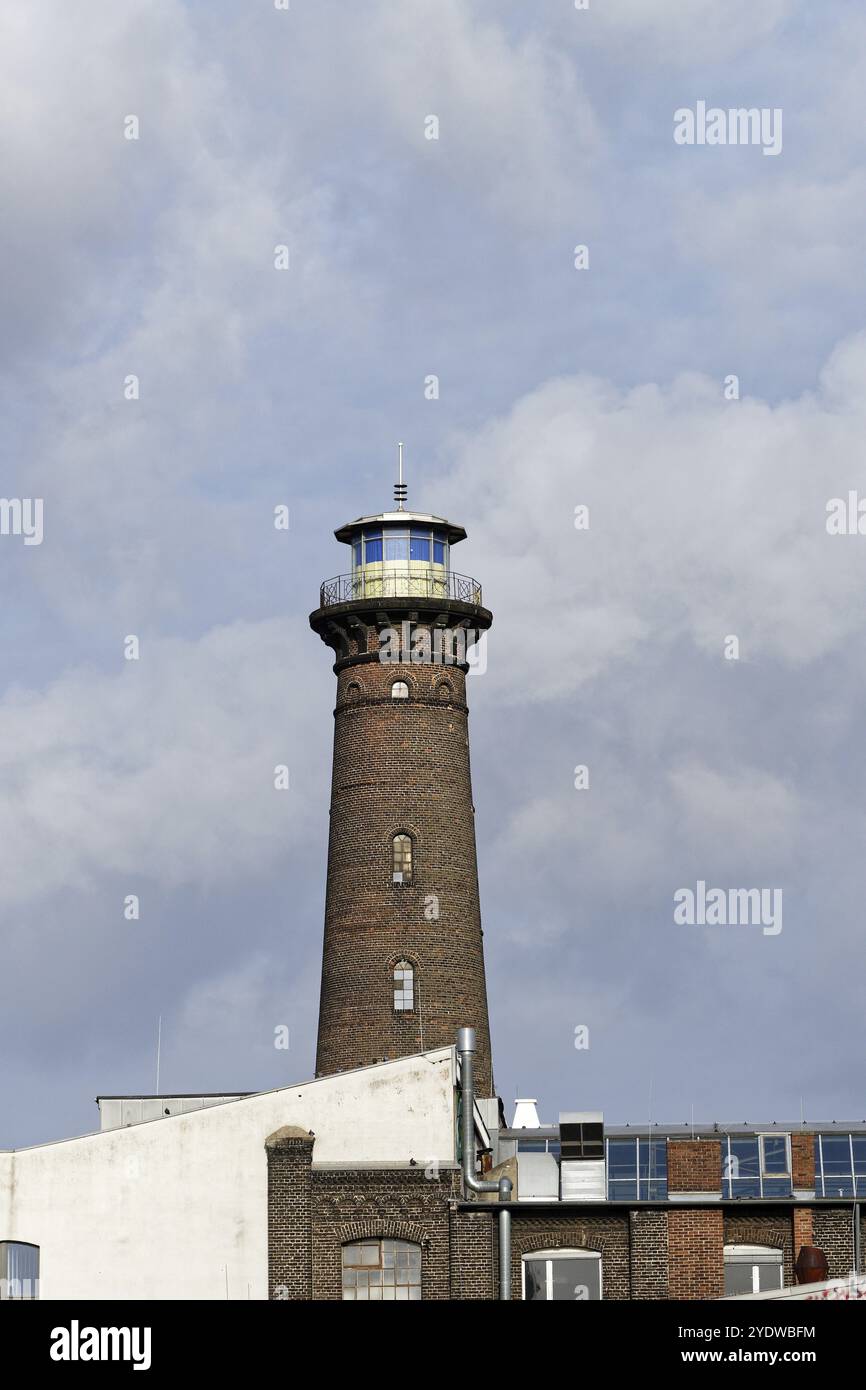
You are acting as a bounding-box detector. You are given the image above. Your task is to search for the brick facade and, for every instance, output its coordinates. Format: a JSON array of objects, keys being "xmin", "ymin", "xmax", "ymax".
[
  {"xmin": 266, "ymin": 1127, "xmax": 315, "ymax": 1300},
  {"xmin": 668, "ymin": 1209, "xmax": 725, "ymax": 1299},
  {"xmin": 724, "ymin": 1211, "xmax": 793, "ymax": 1287},
  {"xmin": 668, "ymin": 1140, "xmax": 721, "ymax": 1194},
  {"xmin": 791, "ymin": 1132, "xmax": 815, "ymax": 1190},
  {"xmin": 630, "ymin": 1208, "xmax": 669, "ymax": 1299},
  {"xmin": 266, "ymin": 1127, "xmax": 859, "ymax": 1299},
  {"xmin": 813, "ymin": 1208, "xmax": 856, "ymax": 1279},
  {"xmin": 311, "ymin": 604, "xmax": 493, "ymax": 1094}
]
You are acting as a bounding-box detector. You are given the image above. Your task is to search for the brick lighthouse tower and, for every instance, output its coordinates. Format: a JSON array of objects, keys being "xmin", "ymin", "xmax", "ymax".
[{"xmin": 310, "ymin": 450, "xmax": 494, "ymax": 1096}]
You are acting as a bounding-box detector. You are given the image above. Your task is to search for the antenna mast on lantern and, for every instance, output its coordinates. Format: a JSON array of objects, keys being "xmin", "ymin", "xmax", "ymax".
[{"xmin": 394, "ymin": 442, "xmax": 407, "ymax": 510}]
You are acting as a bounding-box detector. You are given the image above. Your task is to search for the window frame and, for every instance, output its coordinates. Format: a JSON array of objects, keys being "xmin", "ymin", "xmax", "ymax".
[
  {"xmin": 341, "ymin": 1238, "xmax": 422, "ymax": 1301},
  {"xmin": 723, "ymin": 1244, "xmax": 784, "ymax": 1296},
  {"xmin": 0, "ymin": 1241, "xmax": 40, "ymax": 1300},
  {"xmin": 391, "ymin": 832, "xmax": 413, "ymax": 885},
  {"xmin": 520, "ymin": 1249, "xmax": 602, "ymax": 1301},
  {"xmin": 723, "ymin": 1134, "xmax": 792, "ymax": 1198},
  {"xmin": 392, "ymin": 959, "xmax": 415, "ymax": 1013},
  {"xmin": 816, "ymin": 1132, "xmax": 866, "ymax": 1197}
]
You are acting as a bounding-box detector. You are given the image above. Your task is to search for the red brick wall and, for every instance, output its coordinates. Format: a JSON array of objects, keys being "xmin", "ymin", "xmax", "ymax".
[
  {"xmin": 667, "ymin": 1140, "xmax": 722, "ymax": 1193},
  {"xmin": 791, "ymin": 1133, "xmax": 815, "ymax": 1189},
  {"xmin": 668, "ymin": 1209, "xmax": 724, "ymax": 1299}
]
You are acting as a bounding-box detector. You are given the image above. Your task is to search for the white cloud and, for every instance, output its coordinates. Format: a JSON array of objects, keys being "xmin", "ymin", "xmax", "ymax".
[{"xmin": 0, "ymin": 618, "xmax": 318, "ymax": 905}]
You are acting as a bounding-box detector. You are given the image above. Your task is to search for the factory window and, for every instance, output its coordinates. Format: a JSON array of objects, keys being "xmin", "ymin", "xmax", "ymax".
[
  {"xmin": 723, "ymin": 1135, "xmax": 792, "ymax": 1198},
  {"xmin": 342, "ymin": 1238, "xmax": 422, "ymax": 1300},
  {"xmin": 392, "ymin": 833, "xmax": 413, "ymax": 884},
  {"xmin": 0, "ymin": 1242, "xmax": 39, "ymax": 1299},
  {"xmin": 522, "ymin": 1249, "xmax": 601, "ymax": 1301},
  {"xmin": 815, "ymin": 1134, "xmax": 866, "ymax": 1197},
  {"xmin": 393, "ymin": 961, "xmax": 414, "ymax": 1011},
  {"xmin": 391, "ymin": 680, "xmax": 409, "ymax": 700},
  {"xmin": 724, "ymin": 1245, "xmax": 783, "ymax": 1296},
  {"xmin": 606, "ymin": 1137, "xmax": 668, "ymax": 1201}
]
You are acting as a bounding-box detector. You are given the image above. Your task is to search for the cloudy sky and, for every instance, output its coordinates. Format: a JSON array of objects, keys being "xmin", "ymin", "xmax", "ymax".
[{"xmin": 2, "ymin": 0, "xmax": 865, "ymax": 1147}]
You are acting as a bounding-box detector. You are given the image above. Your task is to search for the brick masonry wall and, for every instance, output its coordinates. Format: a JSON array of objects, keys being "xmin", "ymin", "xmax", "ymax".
[
  {"xmin": 725, "ymin": 1211, "xmax": 793, "ymax": 1287},
  {"xmin": 309, "ymin": 1167, "xmax": 460, "ymax": 1300},
  {"xmin": 509, "ymin": 1213, "xmax": 631, "ymax": 1299},
  {"xmin": 667, "ymin": 1140, "xmax": 722, "ymax": 1193},
  {"xmin": 266, "ymin": 1128, "xmax": 315, "ymax": 1300},
  {"xmin": 315, "ymin": 658, "xmax": 493, "ymax": 1094},
  {"xmin": 791, "ymin": 1133, "xmax": 815, "ymax": 1189},
  {"xmin": 630, "ymin": 1209, "xmax": 669, "ymax": 1299},
  {"xmin": 813, "ymin": 1208, "xmax": 856, "ymax": 1279},
  {"xmin": 450, "ymin": 1209, "xmax": 495, "ymax": 1300},
  {"xmin": 668, "ymin": 1209, "xmax": 725, "ymax": 1299}
]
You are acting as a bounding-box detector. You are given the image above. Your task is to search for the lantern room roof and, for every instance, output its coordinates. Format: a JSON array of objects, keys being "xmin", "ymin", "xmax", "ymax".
[{"xmin": 334, "ymin": 511, "xmax": 467, "ymax": 545}]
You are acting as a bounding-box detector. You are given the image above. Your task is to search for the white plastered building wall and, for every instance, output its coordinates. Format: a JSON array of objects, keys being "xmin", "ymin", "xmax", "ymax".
[{"xmin": 0, "ymin": 1048, "xmax": 456, "ymax": 1300}]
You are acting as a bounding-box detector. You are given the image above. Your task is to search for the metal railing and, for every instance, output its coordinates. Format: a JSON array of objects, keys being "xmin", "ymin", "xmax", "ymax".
[{"xmin": 319, "ymin": 570, "xmax": 483, "ymax": 607}]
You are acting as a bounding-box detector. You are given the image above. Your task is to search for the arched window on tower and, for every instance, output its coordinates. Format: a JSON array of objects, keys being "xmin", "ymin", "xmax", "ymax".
[
  {"xmin": 393, "ymin": 961, "xmax": 414, "ymax": 1012},
  {"xmin": 391, "ymin": 680, "xmax": 409, "ymax": 700},
  {"xmin": 392, "ymin": 833, "xmax": 413, "ymax": 884}
]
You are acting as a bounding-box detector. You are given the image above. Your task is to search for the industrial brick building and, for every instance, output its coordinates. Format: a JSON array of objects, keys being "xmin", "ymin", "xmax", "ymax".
[{"xmin": 1, "ymin": 477, "xmax": 864, "ymax": 1301}]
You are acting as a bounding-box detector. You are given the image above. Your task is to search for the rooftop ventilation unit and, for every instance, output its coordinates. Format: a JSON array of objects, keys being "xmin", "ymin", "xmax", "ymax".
[
  {"xmin": 511, "ymin": 1098, "xmax": 541, "ymax": 1129},
  {"xmin": 559, "ymin": 1111, "xmax": 605, "ymax": 1201}
]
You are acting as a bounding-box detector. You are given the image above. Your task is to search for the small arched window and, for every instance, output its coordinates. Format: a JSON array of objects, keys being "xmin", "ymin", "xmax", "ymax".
[
  {"xmin": 393, "ymin": 960, "xmax": 414, "ymax": 1011},
  {"xmin": 391, "ymin": 681, "xmax": 409, "ymax": 700},
  {"xmin": 392, "ymin": 833, "xmax": 413, "ymax": 884},
  {"xmin": 0, "ymin": 1242, "xmax": 39, "ymax": 1300},
  {"xmin": 436, "ymin": 680, "xmax": 453, "ymax": 701},
  {"xmin": 346, "ymin": 680, "xmax": 361, "ymax": 700}
]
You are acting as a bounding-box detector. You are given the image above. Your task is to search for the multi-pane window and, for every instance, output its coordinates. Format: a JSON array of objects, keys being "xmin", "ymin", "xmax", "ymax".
[
  {"xmin": 815, "ymin": 1134, "xmax": 866, "ymax": 1197},
  {"xmin": 606, "ymin": 1138, "xmax": 668, "ymax": 1201},
  {"xmin": 350, "ymin": 528, "xmax": 448, "ymax": 569},
  {"xmin": 522, "ymin": 1250, "xmax": 602, "ymax": 1301},
  {"xmin": 391, "ymin": 681, "xmax": 409, "ymax": 700},
  {"xmin": 342, "ymin": 1239, "xmax": 422, "ymax": 1300},
  {"xmin": 0, "ymin": 1243, "xmax": 39, "ymax": 1300},
  {"xmin": 392, "ymin": 833, "xmax": 413, "ymax": 884},
  {"xmin": 393, "ymin": 961, "xmax": 414, "ymax": 1011},
  {"xmin": 724, "ymin": 1245, "xmax": 783, "ymax": 1296},
  {"xmin": 723, "ymin": 1135, "xmax": 792, "ymax": 1198}
]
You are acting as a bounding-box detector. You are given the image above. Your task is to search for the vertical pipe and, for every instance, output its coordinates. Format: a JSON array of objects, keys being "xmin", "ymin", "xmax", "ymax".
[{"xmin": 457, "ymin": 1027, "xmax": 513, "ymax": 1301}]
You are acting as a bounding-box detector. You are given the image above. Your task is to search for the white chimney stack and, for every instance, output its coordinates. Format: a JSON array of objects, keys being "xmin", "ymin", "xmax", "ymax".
[{"xmin": 511, "ymin": 1098, "xmax": 541, "ymax": 1129}]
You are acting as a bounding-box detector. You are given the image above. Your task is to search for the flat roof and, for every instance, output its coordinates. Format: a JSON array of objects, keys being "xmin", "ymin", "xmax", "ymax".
[{"xmin": 504, "ymin": 1121, "xmax": 866, "ymax": 1138}]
